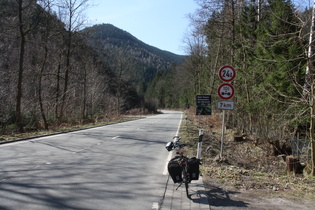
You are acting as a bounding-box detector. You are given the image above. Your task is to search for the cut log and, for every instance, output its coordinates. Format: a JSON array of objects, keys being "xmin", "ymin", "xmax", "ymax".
[
  {"xmin": 234, "ymin": 136, "xmax": 243, "ymax": 142},
  {"xmin": 286, "ymin": 156, "xmax": 302, "ymax": 174}
]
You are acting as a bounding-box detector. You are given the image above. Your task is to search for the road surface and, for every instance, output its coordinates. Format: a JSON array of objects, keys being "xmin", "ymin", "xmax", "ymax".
[{"xmin": 0, "ymin": 111, "xmax": 182, "ymax": 210}]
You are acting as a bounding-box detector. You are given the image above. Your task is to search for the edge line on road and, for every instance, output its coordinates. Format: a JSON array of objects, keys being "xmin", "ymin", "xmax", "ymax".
[{"xmin": 163, "ymin": 112, "xmax": 183, "ymax": 175}]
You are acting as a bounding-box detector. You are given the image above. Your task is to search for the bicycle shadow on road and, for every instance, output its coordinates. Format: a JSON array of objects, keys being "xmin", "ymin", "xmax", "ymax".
[{"xmin": 190, "ymin": 185, "xmax": 249, "ymax": 208}]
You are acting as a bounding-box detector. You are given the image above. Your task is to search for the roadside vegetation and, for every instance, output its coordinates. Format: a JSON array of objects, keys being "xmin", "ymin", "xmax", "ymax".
[
  {"xmin": 0, "ymin": 108, "xmax": 151, "ymax": 143},
  {"xmin": 147, "ymin": 1, "xmax": 315, "ymax": 176},
  {"xmin": 3, "ymin": 0, "xmax": 315, "ymax": 192},
  {"xmin": 180, "ymin": 108, "xmax": 315, "ymax": 201}
]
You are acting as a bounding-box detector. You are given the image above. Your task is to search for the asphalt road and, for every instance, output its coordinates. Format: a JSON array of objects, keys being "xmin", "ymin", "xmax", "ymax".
[{"xmin": 0, "ymin": 111, "xmax": 182, "ymax": 210}]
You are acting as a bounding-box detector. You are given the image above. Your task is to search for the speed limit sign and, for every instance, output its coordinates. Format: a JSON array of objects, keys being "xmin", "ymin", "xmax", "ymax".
[{"xmin": 218, "ymin": 65, "xmax": 236, "ymax": 82}]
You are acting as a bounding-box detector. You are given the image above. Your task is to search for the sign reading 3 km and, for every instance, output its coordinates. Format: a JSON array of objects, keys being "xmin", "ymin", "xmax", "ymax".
[{"xmin": 218, "ymin": 65, "xmax": 236, "ymax": 82}]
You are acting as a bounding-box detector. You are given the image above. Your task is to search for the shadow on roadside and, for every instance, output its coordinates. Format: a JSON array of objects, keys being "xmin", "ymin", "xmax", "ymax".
[
  {"xmin": 207, "ymin": 186, "xmax": 248, "ymax": 207},
  {"xmin": 190, "ymin": 185, "xmax": 249, "ymax": 208}
]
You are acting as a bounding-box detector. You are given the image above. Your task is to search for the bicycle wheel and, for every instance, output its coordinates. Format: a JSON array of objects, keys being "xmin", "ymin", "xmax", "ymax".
[
  {"xmin": 183, "ymin": 169, "xmax": 190, "ymax": 198},
  {"xmin": 185, "ymin": 178, "xmax": 189, "ymax": 198}
]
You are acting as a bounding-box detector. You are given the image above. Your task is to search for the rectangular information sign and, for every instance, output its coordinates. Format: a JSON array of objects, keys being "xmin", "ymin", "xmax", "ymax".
[
  {"xmin": 217, "ymin": 100, "xmax": 235, "ymax": 110},
  {"xmin": 196, "ymin": 95, "xmax": 212, "ymax": 115}
]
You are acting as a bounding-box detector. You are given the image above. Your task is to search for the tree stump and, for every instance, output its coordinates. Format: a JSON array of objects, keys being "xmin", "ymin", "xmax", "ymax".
[
  {"xmin": 286, "ymin": 156, "xmax": 301, "ymax": 174},
  {"xmin": 234, "ymin": 135, "xmax": 243, "ymax": 142}
]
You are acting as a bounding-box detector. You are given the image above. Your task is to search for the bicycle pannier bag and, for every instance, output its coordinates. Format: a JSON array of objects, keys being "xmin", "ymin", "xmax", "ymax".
[
  {"xmin": 188, "ymin": 157, "xmax": 200, "ymax": 180},
  {"xmin": 168, "ymin": 160, "xmax": 182, "ymax": 183}
]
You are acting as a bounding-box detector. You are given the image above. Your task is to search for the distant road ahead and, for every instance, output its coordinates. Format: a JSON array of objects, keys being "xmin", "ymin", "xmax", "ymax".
[{"xmin": 0, "ymin": 110, "xmax": 182, "ymax": 210}]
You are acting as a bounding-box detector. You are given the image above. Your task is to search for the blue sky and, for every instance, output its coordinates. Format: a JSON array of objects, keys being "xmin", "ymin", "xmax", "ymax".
[{"xmin": 86, "ymin": 0, "xmax": 199, "ymax": 55}]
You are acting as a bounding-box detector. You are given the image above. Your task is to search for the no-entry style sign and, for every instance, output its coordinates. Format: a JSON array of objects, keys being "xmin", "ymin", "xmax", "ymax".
[
  {"xmin": 218, "ymin": 65, "xmax": 236, "ymax": 82},
  {"xmin": 218, "ymin": 83, "xmax": 235, "ymax": 100}
]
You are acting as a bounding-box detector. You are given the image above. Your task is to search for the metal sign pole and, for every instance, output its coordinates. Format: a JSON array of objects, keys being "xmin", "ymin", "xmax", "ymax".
[
  {"xmin": 220, "ymin": 110, "xmax": 226, "ymax": 159},
  {"xmin": 197, "ymin": 129, "xmax": 203, "ymax": 159},
  {"xmin": 217, "ymin": 65, "xmax": 236, "ymax": 160}
]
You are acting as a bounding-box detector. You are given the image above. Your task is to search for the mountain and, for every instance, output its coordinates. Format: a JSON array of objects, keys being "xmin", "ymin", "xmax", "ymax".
[{"xmin": 81, "ymin": 24, "xmax": 185, "ymax": 87}]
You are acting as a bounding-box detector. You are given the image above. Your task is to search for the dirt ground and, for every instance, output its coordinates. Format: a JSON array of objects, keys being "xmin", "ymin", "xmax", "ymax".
[
  {"xmin": 181, "ymin": 109, "xmax": 315, "ymax": 210},
  {"xmin": 204, "ymin": 176, "xmax": 314, "ymax": 210}
]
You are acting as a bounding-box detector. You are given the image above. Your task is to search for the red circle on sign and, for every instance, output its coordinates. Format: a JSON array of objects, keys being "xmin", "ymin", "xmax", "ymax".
[
  {"xmin": 218, "ymin": 65, "xmax": 236, "ymax": 82},
  {"xmin": 218, "ymin": 83, "xmax": 235, "ymax": 100}
]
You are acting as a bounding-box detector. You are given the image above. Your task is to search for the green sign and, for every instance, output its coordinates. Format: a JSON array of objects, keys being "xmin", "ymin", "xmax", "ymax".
[{"xmin": 196, "ymin": 95, "xmax": 211, "ymax": 115}]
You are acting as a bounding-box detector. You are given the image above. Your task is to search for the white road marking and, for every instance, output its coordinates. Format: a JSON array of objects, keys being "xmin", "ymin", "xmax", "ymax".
[
  {"xmin": 163, "ymin": 112, "xmax": 183, "ymax": 175},
  {"xmin": 112, "ymin": 136, "xmax": 120, "ymax": 139},
  {"xmin": 152, "ymin": 202, "xmax": 159, "ymax": 210},
  {"xmin": 163, "ymin": 151, "xmax": 173, "ymax": 175}
]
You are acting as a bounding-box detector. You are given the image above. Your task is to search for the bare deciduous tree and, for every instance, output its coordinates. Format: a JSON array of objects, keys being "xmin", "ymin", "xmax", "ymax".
[
  {"xmin": 55, "ymin": 0, "xmax": 89, "ymax": 123},
  {"xmin": 16, "ymin": 0, "xmax": 42, "ymax": 131},
  {"xmin": 306, "ymin": 0, "xmax": 315, "ymax": 176}
]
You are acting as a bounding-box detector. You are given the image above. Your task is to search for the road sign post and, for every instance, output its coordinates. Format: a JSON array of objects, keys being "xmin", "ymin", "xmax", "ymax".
[
  {"xmin": 197, "ymin": 129, "xmax": 203, "ymax": 159},
  {"xmin": 220, "ymin": 110, "xmax": 226, "ymax": 159},
  {"xmin": 218, "ymin": 65, "xmax": 236, "ymax": 159}
]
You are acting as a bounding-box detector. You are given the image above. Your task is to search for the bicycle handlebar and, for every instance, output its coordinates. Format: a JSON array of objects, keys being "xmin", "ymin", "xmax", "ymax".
[{"xmin": 173, "ymin": 136, "xmax": 181, "ymax": 140}]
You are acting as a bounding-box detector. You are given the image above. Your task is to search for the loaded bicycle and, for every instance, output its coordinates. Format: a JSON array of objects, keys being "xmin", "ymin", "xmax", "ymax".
[{"xmin": 165, "ymin": 136, "xmax": 200, "ymax": 198}]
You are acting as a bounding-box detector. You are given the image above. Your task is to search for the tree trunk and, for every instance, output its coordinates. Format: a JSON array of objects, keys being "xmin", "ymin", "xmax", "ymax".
[
  {"xmin": 310, "ymin": 83, "xmax": 315, "ymax": 176},
  {"xmin": 16, "ymin": 0, "xmax": 26, "ymax": 132},
  {"xmin": 38, "ymin": 45, "xmax": 49, "ymax": 130},
  {"xmin": 59, "ymin": 33, "xmax": 71, "ymax": 124},
  {"xmin": 82, "ymin": 68, "xmax": 87, "ymax": 121},
  {"xmin": 257, "ymin": 0, "xmax": 261, "ymax": 22},
  {"xmin": 304, "ymin": 0, "xmax": 315, "ymax": 96},
  {"xmin": 307, "ymin": 0, "xmax": 315, "ymax": 176},
  {"xmin": 286, "ymin": 156, "xmax": 301, "ymax": 175},
  {"xmin": 55, "ymin": 58, "xmax": 61, "ymax": 124}
]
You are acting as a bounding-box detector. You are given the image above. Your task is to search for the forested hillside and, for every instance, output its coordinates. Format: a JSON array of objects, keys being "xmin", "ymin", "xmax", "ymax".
[
  {"xmin": 0, "ymin": 0, "xmax": 185, "ymax": 134},
  {"xmin": 3, "ymin": 0, "xmax": 315, "ymax": 177},
  {"xmin": 146, "ymin": 0, "xmax": 315, "ymax": 174},
  {"xmin": 1, "ymin": 0, "xmax": 165, "ymax": 133},
  {"xmin": 82, "ymin": 24, "xmax": 184, "ymax": 93}
]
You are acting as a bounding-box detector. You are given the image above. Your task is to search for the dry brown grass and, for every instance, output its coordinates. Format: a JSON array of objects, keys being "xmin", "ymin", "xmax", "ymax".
[
  {"xmin": 180, "ymin": 108, "xmax": 315, "ymax": 201},
  {"xmin": 0, "ymin": 115, "xmax": 141, "ymax": 142}
]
